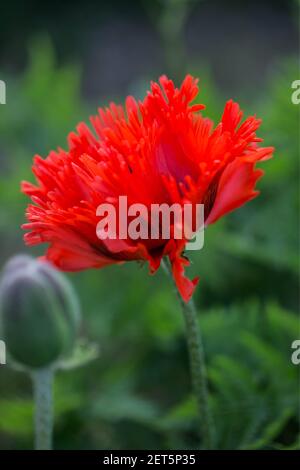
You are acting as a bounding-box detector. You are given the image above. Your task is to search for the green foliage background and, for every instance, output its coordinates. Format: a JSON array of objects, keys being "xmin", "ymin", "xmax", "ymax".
[{"xmin": 0, "ymin": 2, "xmax": 299, "ymax": 450}]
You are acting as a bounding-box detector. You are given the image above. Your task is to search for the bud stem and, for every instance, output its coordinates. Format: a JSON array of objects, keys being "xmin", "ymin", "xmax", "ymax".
[
  {"xmin": 32, "ymin": 368, "xmax": 54, "ymax": 450},
  {"xmin": 162, "ymin": 259, "xmax": 215, "ymax": 449}
]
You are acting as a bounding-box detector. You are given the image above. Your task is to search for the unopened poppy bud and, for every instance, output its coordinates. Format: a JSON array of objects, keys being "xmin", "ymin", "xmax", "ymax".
[{"xmin": 0, "ymin": 255, "xmax": 80, "ymax": 369}]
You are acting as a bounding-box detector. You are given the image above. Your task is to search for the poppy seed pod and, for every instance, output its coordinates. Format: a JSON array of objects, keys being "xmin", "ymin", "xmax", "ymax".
[{"xmin": 0, "ymin": 255, "xmax": 80, "ymax": 369}]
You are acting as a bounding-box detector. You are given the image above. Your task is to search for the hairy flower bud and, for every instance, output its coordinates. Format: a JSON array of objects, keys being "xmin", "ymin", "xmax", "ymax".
[{"xmin": 0, "ymin": 255, "xmax": 80, "ymax": 368}]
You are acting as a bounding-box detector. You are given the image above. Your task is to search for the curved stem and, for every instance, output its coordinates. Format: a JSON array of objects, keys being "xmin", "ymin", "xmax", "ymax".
[
  {"xmin": 163, "ymin": 259, "xmax": 215, "ymax": 449},
  {"xmin": 32, "ymin": 368, "xmax": 54, "ymax": 450}
]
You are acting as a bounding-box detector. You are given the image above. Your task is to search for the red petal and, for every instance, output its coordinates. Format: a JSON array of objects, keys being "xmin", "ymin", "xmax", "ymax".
[
  {"xmin": 171, "ymin": 255, "xmax": 199, "ymax": 303},
  {"xmin": 205, "ymin": 159, "xmax": 265, "ymax": 226},
  {"xmin": 167, "ymin": 241, "xmax": 199, "ymax": 303}
]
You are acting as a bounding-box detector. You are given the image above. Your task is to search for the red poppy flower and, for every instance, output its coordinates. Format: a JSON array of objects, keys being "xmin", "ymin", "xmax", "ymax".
[{"xmin": 22, "ymin": 75, "xmax": 273, "ymax": 302}]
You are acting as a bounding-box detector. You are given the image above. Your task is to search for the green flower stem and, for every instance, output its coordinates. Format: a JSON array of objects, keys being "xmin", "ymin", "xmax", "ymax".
[
  {"xmin": 31, "ymin": 367, "xmax": 54, "ymax": 450},
  {"xmin": 163, "ymin": 259, "xmax": 215, "ymax": 449}
]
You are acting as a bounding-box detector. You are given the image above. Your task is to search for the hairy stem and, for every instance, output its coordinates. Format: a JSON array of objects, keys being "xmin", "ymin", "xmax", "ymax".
[
  {"xmin": 32, "ymin": 368, "xmax": 54, "ymax": 450},
  {"xmin": 163, "ymin": 259, "xmax": 215, "ymax": 449}
]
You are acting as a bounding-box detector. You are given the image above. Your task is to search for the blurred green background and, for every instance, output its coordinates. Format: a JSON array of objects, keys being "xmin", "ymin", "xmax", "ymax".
[{"xmin": 0, "ymin": 0, "xmax": 299, "ymax": 450}]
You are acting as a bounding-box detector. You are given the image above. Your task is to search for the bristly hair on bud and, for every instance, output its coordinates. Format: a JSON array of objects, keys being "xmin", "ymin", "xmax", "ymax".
[{"xmin": 0, "ymin": 255, "xmax": 80, "ymax": 369}]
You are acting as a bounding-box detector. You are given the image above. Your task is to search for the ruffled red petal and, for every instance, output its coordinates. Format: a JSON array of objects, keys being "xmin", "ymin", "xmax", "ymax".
[{"xmin": 205, "ymin": 160, "xmax": 264, "ymax": 225}]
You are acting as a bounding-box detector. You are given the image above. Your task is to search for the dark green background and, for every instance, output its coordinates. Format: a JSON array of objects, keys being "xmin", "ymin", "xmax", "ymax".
[{"xmin": 0, "ymin": 0, "xmax": 299, "ymax": 450}]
